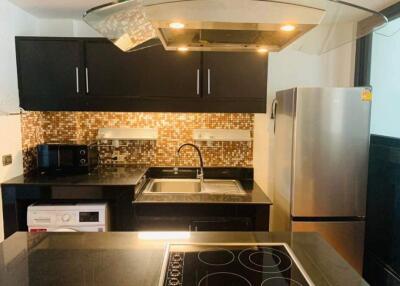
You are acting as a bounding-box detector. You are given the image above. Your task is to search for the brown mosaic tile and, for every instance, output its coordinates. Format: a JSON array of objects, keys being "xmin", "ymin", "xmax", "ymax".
[
  {"xmin": 21, "ymin": 112, "xmax": 254, "ymax": 173},
  {"xmin": 20, "ymin": 112, "xmax": 45, "ymax": 173}
]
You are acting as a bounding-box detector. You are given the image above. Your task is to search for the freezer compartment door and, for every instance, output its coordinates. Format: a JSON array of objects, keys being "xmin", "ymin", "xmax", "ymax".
[
  {"xmin": 292, "ymin": 87, "xmax": 370, "ymax": 217},
  {"xmin": 292, "ymin": 220, "xmax": 365, "ymax": 274}
]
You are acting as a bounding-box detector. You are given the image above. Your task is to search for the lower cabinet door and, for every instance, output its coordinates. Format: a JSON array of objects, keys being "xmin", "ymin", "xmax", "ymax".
[
  {"xmin": 363, "ymin": 250, "xmax": 400, "ymax": 286},
  {"xmin": 134, "ymin": 216, "xmax": 253, "ymax": 231},
  {"xmin": 190, "ymin": 217, "xmax": 253, "ymax": 231}
]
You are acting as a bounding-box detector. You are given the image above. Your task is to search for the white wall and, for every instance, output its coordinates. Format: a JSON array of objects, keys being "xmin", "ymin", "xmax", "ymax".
[
  {"xmin": 37, "ymin": 18, "xmax": 74, "ymax": 36},
  {"xmin": 370, "ymin": 18, "xmax": 400, "ymax": 138},
  {"xmin": 37, "ymin": 18, "xmax": 100, "ymax": 37},
  {"xmin": 253, "ymin": 42, "xmax": 355, "ymax": 227},
  {"xmin": 0, "ymin": 0, "xmax": 38, "ymax": 241}
]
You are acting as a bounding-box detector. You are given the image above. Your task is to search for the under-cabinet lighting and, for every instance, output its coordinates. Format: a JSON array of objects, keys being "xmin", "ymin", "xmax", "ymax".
[
  {"xmin": 280, "ymin": 24, "xmax": 296, "ymax": 32},
  {"xmin": 138, "ymin": 232, "xmax": 191, "ymax": 240},
  {"xmin": 257, "ymin": 47, "xmax": 268, "ymax": 53},
  {"xmin": 169, "ymin": 22, "xmax": 185, "ymax": 29},
  {"xmin": 178, "ymin": 46, "xmax": 189, "ymax": 52}
]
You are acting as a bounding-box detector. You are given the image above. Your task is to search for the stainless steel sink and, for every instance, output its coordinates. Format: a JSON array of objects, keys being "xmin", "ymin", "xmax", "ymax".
[
  {"xmin": 144, "ymin": 179, "xmax": 201, "ymax": 193},
  {"xmin": 201, "ymin": 180, "xmax": 245, "ymax": 195},
  {"xmin": 142, "ymin": 178, "xmax": 246, "ymax": 195}
]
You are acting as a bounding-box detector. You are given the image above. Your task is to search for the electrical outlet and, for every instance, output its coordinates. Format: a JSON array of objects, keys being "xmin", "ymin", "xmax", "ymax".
[{"xmin": 2, "ymin": 154, "xmax": 12, "ymax": 166}]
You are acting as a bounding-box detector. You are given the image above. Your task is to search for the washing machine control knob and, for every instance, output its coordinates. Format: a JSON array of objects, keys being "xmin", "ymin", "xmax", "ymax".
[{"xmin": 62, "ymin": 214, "xmax": 71, "ymax": 222}]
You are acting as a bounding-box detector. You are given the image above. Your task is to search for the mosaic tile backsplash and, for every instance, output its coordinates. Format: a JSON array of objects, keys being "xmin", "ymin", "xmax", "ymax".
[{"xmin": 21, "ymin": 112, "xmax": 254, "ymax": 174}]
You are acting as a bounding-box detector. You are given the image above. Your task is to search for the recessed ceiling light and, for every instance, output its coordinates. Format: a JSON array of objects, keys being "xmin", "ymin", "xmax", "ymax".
[
  {"xmin": 280, "ymin": 24, "xmax": 296, "ymax": 32},
  {"xmin": 169, "ymin": 22, "xmax": 185, "ymax": 29},
  {"xmin": 257, "ymin": 48, "xmax": 268, "ymax": 53},
  {"xmin": 178, "ymin": 46, "xmax": 189, "ymax": 52}
]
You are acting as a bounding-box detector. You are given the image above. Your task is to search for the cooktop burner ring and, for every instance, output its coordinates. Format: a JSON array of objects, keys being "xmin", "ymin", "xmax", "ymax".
[
  {"xmin": 197, "ymin": 248, "xmax": 235, "ymax": 266},
  {"xmin": 198, "ymin": 272, "xmax": 252, "ymax": 286},
  {"xmin": 261, "ymin": 277, "xmax": 305, "ymax": 286},
  {"xmin": 238, "ymin": 247, "xmax": 293, "ymax": 274},
  {"xmin": 248, "ymin": 252, "xmax": 282, "ymax": 268}
]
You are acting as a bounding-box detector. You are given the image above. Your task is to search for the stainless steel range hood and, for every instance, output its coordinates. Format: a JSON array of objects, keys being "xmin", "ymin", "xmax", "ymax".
[{"xmin": 83, "ymin": 0, "xmax": 388, "ymax": 54}]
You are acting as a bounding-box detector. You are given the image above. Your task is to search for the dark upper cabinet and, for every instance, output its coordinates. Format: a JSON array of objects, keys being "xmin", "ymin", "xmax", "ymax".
[
  {"xmin": 85, "ymin": 40, "xmax": 142, "ymax": 98},
  {"xmin": 134, "ymin": 45, "xmax": 202, "ymax": 99},
  {"xmin": 86, "ymin": 41, "xmax": 201, "ymax": 99},
  {"xmin": 84, "ymin": 41, "xmax": 203, "ymax": 112},
  {"xmin": 202, "ymin": 52, "xmax": 268, "ymax": 100},
  {"xmin": 16, "ymin": 37, "xmax": 86, "ymax": 110},
  {"xmin": 15, "ymin": 37, "xmax": 267, "ymax": 113}
]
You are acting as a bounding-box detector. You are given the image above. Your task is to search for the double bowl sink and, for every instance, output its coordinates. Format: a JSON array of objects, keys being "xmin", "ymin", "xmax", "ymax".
[{"xmin": 142, "ymin": 178, "xmax": 246, "ymax": 195}]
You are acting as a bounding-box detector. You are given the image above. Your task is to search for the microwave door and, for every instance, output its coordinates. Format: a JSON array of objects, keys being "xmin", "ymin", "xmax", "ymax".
[
  {"xmin": 58, "ymin": 147, "xmax": 75, "ymax": 168},
  {"xmin": 49, "ymin": 146, "xmax": 60, "ymax": 169}
]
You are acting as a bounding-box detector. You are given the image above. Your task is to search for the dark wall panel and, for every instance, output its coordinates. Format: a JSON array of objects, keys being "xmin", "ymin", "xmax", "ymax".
[{"xmin": 364, "ymin": 135, "xmax": 400, "ymax": 285}]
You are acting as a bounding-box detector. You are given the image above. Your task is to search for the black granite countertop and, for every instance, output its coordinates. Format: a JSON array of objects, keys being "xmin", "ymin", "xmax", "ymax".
[
  {"xmin": 0, "ymin": 231, "xmax": 367, "ymax": 286},
  {"xmin": 1, "ymin": 166, "xmax": 272, "ymax": 205},
  {"xmin": 1, "ymin": 165, "xmax": 148, "ymax": 187}
]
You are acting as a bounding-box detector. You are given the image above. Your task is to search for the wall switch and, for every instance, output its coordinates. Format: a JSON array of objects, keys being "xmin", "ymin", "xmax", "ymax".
[{"xmin": 2, "ymin": 154, "xmax": 12, "ymax": 166}]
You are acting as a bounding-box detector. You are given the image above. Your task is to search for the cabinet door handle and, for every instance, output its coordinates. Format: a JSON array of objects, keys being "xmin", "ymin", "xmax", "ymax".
[
  {"xmin": 75, "ymin": 67, "xmax": 80, "ymax": 94},
  {"xmin": 196, "ymin": 69, "xmax": 200, "ymax": 95},
  {"xmin": 85, "ymin": 67, "xmax": 89, "ymax": 94},
  {"xmin": 207, "ymin": 68, "xmax": 211, "ymax": 95}
]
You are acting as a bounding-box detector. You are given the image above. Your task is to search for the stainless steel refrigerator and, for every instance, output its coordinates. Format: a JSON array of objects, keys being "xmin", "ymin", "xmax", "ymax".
[{"xmin": 272, "ymin": 87, "xmax": 371, "ymax": 273}]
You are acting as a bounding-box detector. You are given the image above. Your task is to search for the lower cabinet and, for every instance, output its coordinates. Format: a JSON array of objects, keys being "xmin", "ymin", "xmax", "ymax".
[
  {"xmin": 190, "ymin": 217, "xmax": 253, "ymax": 231},
  {"xmin": 364, "ymin": 250, "xmax": 400, "ymax": 286},
  {"xmin": 133, "ymin": 203, "xmax": 270, "ymax": 231}
]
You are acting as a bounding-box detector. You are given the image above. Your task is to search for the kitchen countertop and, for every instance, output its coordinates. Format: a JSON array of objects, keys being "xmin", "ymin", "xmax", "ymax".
[
  {"xmin": 0, "ymin": 231, "xmax": 367, "ymax": 286},
  {"xmin": 1, "ymin": 166, "xmax": 272, "ymax": 205},
  {"xmin": 1, "ymin": 165, "xmax": 148, "ymax": 187}
]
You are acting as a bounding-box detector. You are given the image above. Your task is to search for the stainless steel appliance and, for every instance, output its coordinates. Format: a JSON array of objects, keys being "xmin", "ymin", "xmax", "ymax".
[
  {"xmin": 37, "ymin": 143, "xmax": 98, "ymax": 175},
  {"xmin": 160, "ymin": 243, "xmax": 314, "ymax": 286},
  {"xmin": 83, "ymin": 0, "xmax": 387, "ymax": 55},
  {"xmin": 272, "ymin": 87, "xmax": 371, "ymax": 273}
]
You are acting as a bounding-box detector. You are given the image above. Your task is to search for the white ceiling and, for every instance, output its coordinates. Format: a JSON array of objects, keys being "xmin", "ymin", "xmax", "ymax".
[
  {"xmin": 7, "ymin": 0, "xmax": 400, "ymax": 19},
  {"xmin": 8, "ymin": 0, "xmax": 106, "ymax": 19}
]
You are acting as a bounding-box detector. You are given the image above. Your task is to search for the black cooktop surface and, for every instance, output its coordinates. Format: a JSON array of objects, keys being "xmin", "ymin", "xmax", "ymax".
[{"xmin": 161, "ymin": 244, "xmax": 313, "ymax": 286}]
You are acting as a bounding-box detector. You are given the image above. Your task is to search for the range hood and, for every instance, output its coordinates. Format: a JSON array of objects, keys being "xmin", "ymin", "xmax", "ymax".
[{"xmin": 83, "ymin": 0, "xmax": 388, "ymax": 54}]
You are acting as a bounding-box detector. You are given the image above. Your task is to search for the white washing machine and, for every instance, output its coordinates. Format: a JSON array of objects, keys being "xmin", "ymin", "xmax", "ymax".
[{"xmin": 27, "ymin": 203, "xmax": 109, "ymax": 232}]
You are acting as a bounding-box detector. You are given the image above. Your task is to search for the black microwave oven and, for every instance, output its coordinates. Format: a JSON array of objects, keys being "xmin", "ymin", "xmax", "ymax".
[{"xmin": 37, "ymin": 143, "xmax": 98, "ymax": 175}]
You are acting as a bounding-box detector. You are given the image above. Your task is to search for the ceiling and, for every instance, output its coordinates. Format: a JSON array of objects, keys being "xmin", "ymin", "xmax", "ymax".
[
  {"xmin": 8, "ymin": 0, "xmax": 105, "ymax": 19},
  {"xmin": 7, "ymin": 0, "xmax": 400, "ymax": 19}
]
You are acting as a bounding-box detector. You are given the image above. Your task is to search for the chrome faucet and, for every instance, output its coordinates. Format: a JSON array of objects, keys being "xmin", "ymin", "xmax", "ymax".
[{"xmin": 177, "ymin": 143, "xmax": 204, "ymax": 181}]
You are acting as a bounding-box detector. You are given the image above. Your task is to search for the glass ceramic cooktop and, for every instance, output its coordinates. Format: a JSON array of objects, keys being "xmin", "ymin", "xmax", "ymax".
[{"xmin": 160, "ymin": 243, "xmax": 314, "ymax": 286}]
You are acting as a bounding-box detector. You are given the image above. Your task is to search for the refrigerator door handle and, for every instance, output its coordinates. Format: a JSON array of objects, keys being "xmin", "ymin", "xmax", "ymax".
[{"xmin": 270, "ymin": 98, "xmax": 278, "ymax": 134}]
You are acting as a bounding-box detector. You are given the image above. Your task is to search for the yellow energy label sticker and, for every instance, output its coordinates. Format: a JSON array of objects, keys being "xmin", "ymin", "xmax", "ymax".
[{"xmin": 361, "ymin": 90, "xmax": 373, "ymax": 102}]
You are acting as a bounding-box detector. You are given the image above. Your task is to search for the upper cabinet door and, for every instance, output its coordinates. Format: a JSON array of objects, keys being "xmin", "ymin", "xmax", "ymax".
[
  {"xmin": 16, "ymin": 37, "xmax": 84, "ymax": 110},
  {"xmin": 202, "ymin": 52, "xmax": 268, "ymax": 100},
  {"xmin": 84, "ymin": 40, "xmax": 142, "ymax": 98},
  {"xmin": 135, "ymin": 45, "xmax": 202, "ymax": 99},
  {"xmin": 85, "ymin": 42, "xmax": 201, "ymax": 99}
]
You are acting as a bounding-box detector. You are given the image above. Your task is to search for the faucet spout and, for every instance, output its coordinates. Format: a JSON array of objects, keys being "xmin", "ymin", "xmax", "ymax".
[{"xmin": 177, "ymin": 143, "xmax": 204, "ymax": 181}]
